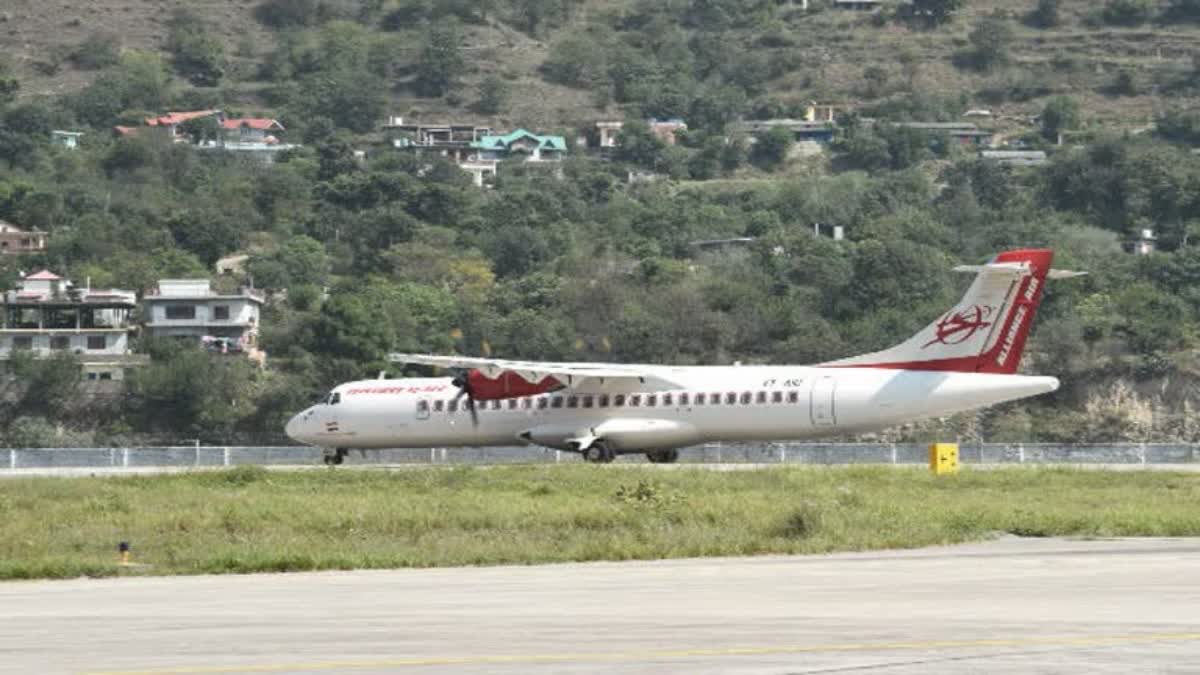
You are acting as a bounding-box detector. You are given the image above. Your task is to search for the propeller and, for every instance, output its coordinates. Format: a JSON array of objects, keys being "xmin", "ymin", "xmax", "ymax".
[{"xmin": 451, "ymin": 370, "xmax": 479, "ymax": 427}]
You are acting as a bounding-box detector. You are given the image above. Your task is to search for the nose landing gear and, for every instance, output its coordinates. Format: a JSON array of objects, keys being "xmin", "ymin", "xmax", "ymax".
[{"xmin": 322, "ymin": 448, "xmax": 348, "ymax": 466}]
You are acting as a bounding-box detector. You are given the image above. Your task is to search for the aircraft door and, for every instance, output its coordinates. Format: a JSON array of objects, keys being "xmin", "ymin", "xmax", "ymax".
[{"xmin": 810, "ymin": 376, "xmax": 836, "ymax": 427}]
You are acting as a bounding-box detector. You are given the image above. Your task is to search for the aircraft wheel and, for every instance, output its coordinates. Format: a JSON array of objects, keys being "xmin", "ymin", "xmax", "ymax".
[
  {"xmin": 584, "ymin": 442, "xmax": 615, "ymax": 464},
  {"xmin": 323, "ymin": 448, "xmax": 347, "ymax": 466},
  {"xmin": 647, "ymin": 450, "xmax": 679, "ymax": 464}
]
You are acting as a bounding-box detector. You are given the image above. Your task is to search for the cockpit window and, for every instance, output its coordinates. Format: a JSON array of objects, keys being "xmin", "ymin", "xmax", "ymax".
[{"xmin": 329, "ymin": 392, "xmax": 341, "ymax": 405}]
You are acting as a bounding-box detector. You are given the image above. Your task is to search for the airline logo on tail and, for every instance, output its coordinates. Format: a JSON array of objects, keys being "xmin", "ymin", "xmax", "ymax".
[{"xmin": 923, "ymin": 305, "xmax": 995, "ymax": 348}]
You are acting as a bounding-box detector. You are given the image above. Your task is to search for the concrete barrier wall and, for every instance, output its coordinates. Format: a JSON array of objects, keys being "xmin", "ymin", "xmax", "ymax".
[{"xmin": 5, "ymin": 443, "xmax": 1200, "ymax": 469}]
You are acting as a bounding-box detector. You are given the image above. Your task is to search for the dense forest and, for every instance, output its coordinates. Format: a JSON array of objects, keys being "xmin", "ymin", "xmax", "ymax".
[{"xmin": 2, "ymin": 0, "xmax": 1200, "ymax": 446}]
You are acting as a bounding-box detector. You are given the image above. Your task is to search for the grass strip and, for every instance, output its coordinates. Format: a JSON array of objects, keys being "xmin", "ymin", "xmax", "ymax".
[{"xmin": 2, "ymin": 465, "xmax": 1198, "ymax": 580}]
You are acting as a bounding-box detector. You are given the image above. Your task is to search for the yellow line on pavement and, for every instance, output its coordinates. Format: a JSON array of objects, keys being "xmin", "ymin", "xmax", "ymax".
[{"xmin": 88, "ymin": 631, "xmax": 1200, "ymax": 675}]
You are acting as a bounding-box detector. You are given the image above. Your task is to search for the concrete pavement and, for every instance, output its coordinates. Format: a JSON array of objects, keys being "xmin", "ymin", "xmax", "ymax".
[{"xmin": 2, "ymin": 537, "xmax": 1199, "ymax": 674}]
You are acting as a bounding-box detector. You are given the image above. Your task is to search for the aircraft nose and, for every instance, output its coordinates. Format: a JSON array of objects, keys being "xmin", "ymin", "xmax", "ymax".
[{"xmin": 285, "ymin": 412, "xmax": 306, "ymax": 443}]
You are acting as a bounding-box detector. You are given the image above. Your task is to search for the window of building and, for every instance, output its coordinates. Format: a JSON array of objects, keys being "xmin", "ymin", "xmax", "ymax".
[
  {"xmin": 434, "ymin": 400, "xmax": 445, "ymax": 412},
  {"xmin": 646, "ymin": 394, "xmax": 657, "ymax": 407},
  {"xmin": 86, "ymin": 372, "xmax": 98, "ymax": 381},
  {"xmin": 788, "ymin": 391, "xmax": 799, "ymax": 404},
  {"xmin": 214, "ymin": 305, "xmax": 230, "ymax": 320},
  {"xmin": 582, "ymin": 395, "xmax": 594, "ymax": 408},
  {"xmin": 663, "ymin": 393, "xmax": 673, "ymax": 406},
  {"xmin": 599, "ymin": 394, "xmax": 610, "ymax": 408},
  {"xmin": 98, "ymin": 372, "xmax": 113, "ymax": 381},
  {"xmin": 87, "ymin": 335, "xmax": 106, "ymax": 350},
  {"xmin": 165, "ymin": 305, "xmax": 197, "ymax": 320},
  {"xmin": 740, "ymin": 392, "xmax": 752, "ymax": 405},
  {"xmin": 772, "ymin": 391, "xmax": 783, "ymax": 404},
  {"xmin": 680, "ymin": 393, "xmax": 689, "ymax": 406},
  {"xmin": 567, "ymin": 396, "xmax": 579, "ymax": 408},
  {"xmin": 756, "ymin": 391, "xmax": 767, "ymax": 404},
  {"xmin": 725, "ymin": 392, "xmax": 737, "ymax": 405},
  {"xmin": 629, "ymin": 394, "xmax": 641, "ymax": 407},
  {"xmin": 551, "ymin": 396, "xmax": 564, "ymax": 409},
  {"xmin": 50, "ymin": 336, "xmax": 70, "ymax": 351},
  {"xmin": 614, "ymin": 394, "xmax": 626, "ymax": 407}
]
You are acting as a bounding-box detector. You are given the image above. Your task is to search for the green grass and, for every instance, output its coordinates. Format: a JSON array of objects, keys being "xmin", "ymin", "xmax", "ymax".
[{"xmin": 2, "ymin": 465, "xmax": 1199, "ymax": 580}]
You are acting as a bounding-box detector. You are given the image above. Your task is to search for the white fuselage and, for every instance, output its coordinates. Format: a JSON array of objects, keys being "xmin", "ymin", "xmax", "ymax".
[{"xmin": 285, "ymin": 365, "xmax": 1059, "ymax": 452}]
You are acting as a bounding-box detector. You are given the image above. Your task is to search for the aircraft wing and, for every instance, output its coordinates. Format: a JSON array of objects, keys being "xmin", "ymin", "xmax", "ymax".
[{"xmin": 387, "ymin": 353, "xmax": 683, "ymax": 390}]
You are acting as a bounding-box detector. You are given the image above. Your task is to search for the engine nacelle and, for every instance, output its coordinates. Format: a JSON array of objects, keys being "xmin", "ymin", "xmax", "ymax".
[
  {"xmin": 467, "ymin": 370, "xmax": 563, "ymax": 400},
  {"xmin": 519, "ymin": 418, "xmax": 700, "ymax": 452}
]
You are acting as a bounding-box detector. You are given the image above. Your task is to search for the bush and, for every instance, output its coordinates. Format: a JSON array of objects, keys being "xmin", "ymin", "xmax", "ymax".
[
  {"xmin": 69, "ymin": 32, "xmax": 121, "ymax": 70},
  {"xmin": 255, "ymin": 0, "xmax": 321, "ymax": 28},
  {"xmin": 1100, "ymin": 0, "xmax": 1152, "ymax": 26}
]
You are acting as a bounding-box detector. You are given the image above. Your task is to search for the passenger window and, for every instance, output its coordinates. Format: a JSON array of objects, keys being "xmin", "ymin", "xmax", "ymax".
[
  {"xmin": 713, "ymin": 393, "xmax": 722, "ymax": 405},
  {"xmin": 522, "ymin": 398, "xmax": 532, "ymax": 410},
  {"xmin": 739, "ymin": 392, "xmax": 751, "ymax": 405},
  {"xmin": 694, "ymin": 393, "xmax": 704, "ymax": 405},
  {"xmin": 448, "ymin": 400, "xmax": 459, "ymax": 413},
  {"xmin": 788, "ymin": 391, "xmax": 799, "ymax": 404},
  {"xmin": 629, "ymin": 395, "xmax": 641, "ymax": 407},
  {"xmin": 567, "ymin": 396, "xmax": 579, "ymax": 409},
  {"xmin": 491, "ymin": 400, "xmax": 502, "ymax": 411},
  {"xmin": 583, "ymin": 395, "xmax": 594, "ymax": 408},
  {"xmin": 725, "ymin": 393, "xmax": 737, "ymax": 405},
  {"xmin": 599, "ymin": 394, "xmax": 610, "ymax": 408},
  {"xmin": 756, "ymin": 391, "xmax": 767, "ymax": 404},
  {"xmin": 509, "ymin": 399, "xmax": 519, "ymax": 410},
  {"xmin": 679, "ymin": 393, "xmax": 689, "ymax": 406},
  {"xmin": 614, "ymin": 394, "xmax": 626, "ymax": 407},
  {"xmin": 772, "ymin": 391, "xmax": 783, "ymax": 404},
  {"xmin": 551, "ymin": 396, "xmax": 564, "ymax": 409},
  {"xmin": 418, "ymin": 400, "xmax": 430, "ymax": 414},
  {"xmin": 646, "ymin": 394, "xmax": 657, "ymax": 407},
  {"xmin": 663, "ymin": 393, "xmax": 673, "ymax": 406},
  {"xmin": 538, "ymin": 397, "xmax": 549, "ymax": 410}
]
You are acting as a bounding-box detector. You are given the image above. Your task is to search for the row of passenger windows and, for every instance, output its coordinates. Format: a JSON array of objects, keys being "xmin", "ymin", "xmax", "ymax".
[{"xmin": 418, "ymin": 389, "xmax": 804, "ymax": 415}]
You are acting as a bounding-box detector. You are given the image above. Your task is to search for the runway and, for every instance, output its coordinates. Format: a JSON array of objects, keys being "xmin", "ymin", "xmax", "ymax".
[{"xmin": 2, "ymin": 537, "xmax": 1199, "ymax": 674}]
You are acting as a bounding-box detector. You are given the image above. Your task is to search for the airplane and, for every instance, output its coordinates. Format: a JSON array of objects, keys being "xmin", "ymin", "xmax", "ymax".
[{"xmin": 286, "ymin": 249, "xmax": 1082, "ymax": 465}]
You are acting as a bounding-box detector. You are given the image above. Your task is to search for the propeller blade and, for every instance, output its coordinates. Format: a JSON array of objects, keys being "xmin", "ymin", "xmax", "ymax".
[{"xmin": 451, "ymin": 370, "xmax": 480, "ymax": 428}]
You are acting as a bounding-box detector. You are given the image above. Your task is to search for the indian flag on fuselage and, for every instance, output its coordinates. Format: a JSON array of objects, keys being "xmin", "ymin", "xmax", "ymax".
[{"xmin": 824, "ymin": 249, "xmax": 1078, "ymax": 374}]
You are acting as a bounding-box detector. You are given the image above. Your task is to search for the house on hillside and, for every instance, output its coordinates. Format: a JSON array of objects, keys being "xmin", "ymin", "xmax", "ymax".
[
  {"xmin": 980, "ymin": 150, "xmax": 1048, "ymax": 166},
  {"xmin": 51, "ymin": 130, "xmax": 84, "ymax": 150},
  {"xmin": 648, "ymin": 119, "xmax": 688, "ymax": 145},
  {"xmin": 0, "ymin": 270, "xmax": 145, "ymax": 380},
  {"xmin": 833, "ymin": 0, "xmax": 883, "ymax": 9},
  {"xmin": 472, "ymin": 129, "xmax": 567, "ymax": 163},
  {"xmin": 142, "ymin": 279, "xmax": 265, "ymax": 363},
  {"xmin": 144, "ymin": 110, "xmax": 225, "ymax": 141},
  {"xmin": 221, "ymin": 118, "xmax": 285, "ymax": 143},
  {"xmin": 0, "ymin": 220, "xmax": 47, "ymax": 255},
  {"xmin": 893, "ymin": 122, "xmax": 994, "ymax": 147},
  {"xmin": 384, "ymin": 118, "xmax": 493, "ymax": 163},
  {"xmin": 731, "ymin": 119, "xmax": 837, "ymax": 145}
]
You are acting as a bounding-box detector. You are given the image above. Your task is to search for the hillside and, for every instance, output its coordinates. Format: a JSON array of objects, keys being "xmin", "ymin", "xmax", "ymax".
[{"xmin": 4, "ymin": 0, "xmax": 1199, "ymax": 132}]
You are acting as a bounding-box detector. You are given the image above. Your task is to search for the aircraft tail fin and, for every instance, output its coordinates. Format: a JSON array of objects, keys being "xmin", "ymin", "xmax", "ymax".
[{"xmin": 825, "ymin": 249, "xmax": 1080, "ymax": 374}]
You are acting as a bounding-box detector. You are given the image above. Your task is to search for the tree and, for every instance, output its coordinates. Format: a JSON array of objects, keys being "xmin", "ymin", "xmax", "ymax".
[
  {"xmin": 167, "ymin": 10, "xmax": 226, "ymax": 86},
  {"xmin": 255, "ymin": 0, "xmax": 321, "ymax": 28},
  {"xmin": 1026, "ymin": 0, "xmax": 1061, "ymax": 28},
  {"xmin": 475, "ymin": 75, "xmax": 507, "ymax": 114},
  {"xmin": 1041, "ymin": 96, "xmax": 1080, "ymax": 141},
  {"xmin": 751, "ymin": 127, "xmax": 794, "ymax": 171},
  {"xmin": 863, "ymin": 66, "xmax": 889, "ymax": 98},
  {"xmin": 415, "ymin": 19, "xmax": 465, "ymax": 97},
  {"xmin": 964, "ymin": 16, "xmax": 1014, "ymax": 71},
  {"xmin": 297, "ymin": 69, "xmax": 387, "ymax": 133},
  {"xmin": 69, "ymin": 32, "xmax": 122, "ymax": 70},
  {"xmin": 614, "ymin": 121, "xmax": 667, "ymax": 169},
  {"xmin": 1166, "ymin": 0, "xmax": 1200, "ymax": 21}
]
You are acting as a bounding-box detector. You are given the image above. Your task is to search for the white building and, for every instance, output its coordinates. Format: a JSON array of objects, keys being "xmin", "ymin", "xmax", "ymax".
[
  {"xmin": 1, "ymin": 270, "xmax": 145, "ymax": 380},
  {"xmin": 143, "ymin": 280, "xmax": 265, "ymax": 359}
]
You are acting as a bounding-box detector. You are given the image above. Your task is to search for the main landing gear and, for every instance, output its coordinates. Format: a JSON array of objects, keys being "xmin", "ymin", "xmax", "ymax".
[
  {"xmin": 583, "ymin": 442, "xmax": 615, "ymax": 464},
  {"xmin": 323, "ymin": 448, "xmax": 348, "ymax": 466},
  {"xmin": 646, "ymin": 449, "xmax": 680, "ymax": 464}
]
